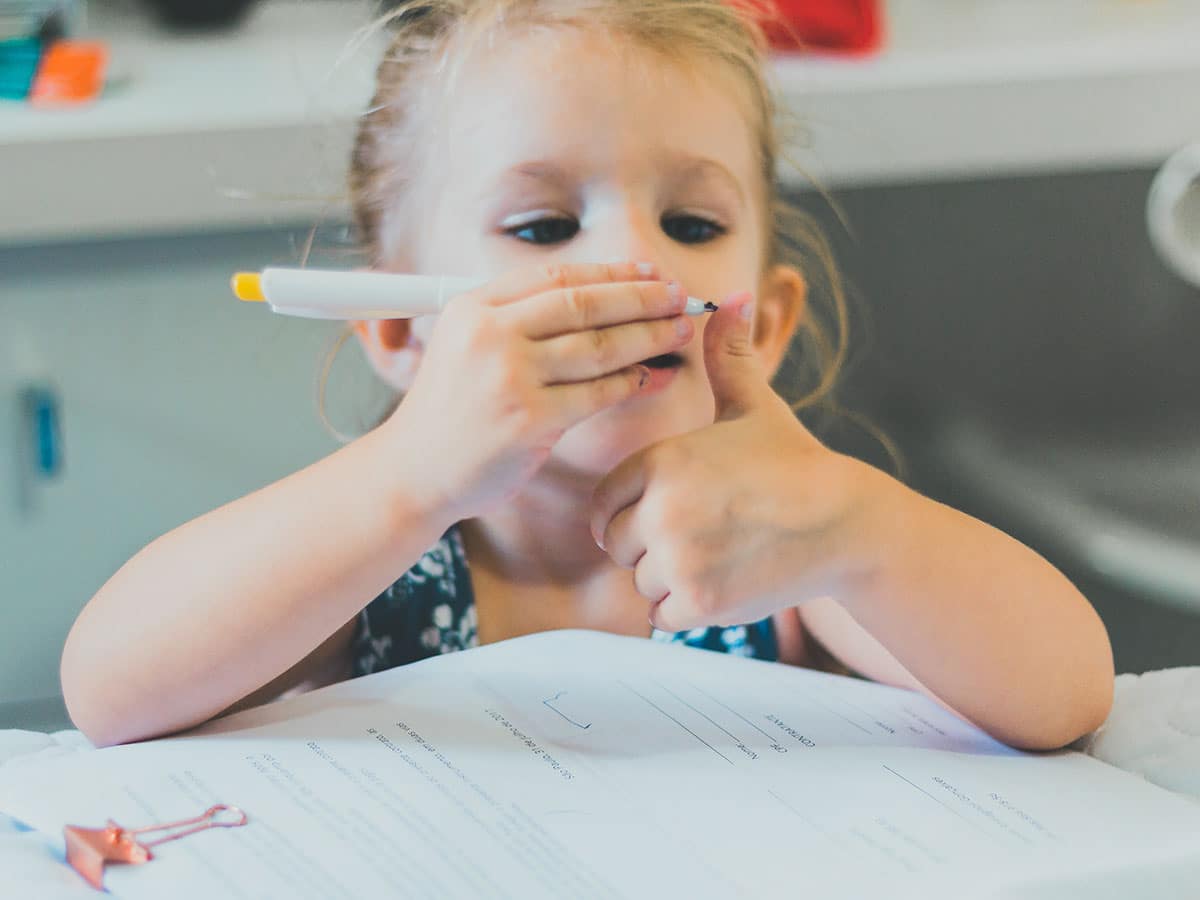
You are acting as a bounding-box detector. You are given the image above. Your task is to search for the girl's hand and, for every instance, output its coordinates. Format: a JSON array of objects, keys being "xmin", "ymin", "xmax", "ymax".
[
  {"xmin": 386, "ymin": 262, "xmax": 695, "ymax": 522},
  {"xmin": 589, "ymin": 293, "xmax": 889, "ymax": 632}
]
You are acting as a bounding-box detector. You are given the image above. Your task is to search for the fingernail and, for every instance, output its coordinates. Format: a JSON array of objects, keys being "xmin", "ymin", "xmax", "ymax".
[
  {"xmin": 636, "ymin": 262, "xmax": 657, "ymax": 277},
  {"xmin": 674, "ymin": 317, "xmax": 692, "ymax": 338},
  {"xmin": 734, "ymin": 292, "xmax": 755, "ymax": 321},
  {"xmin": 667, "ymin": 280, "xmax": 685, "ymax": 304}
]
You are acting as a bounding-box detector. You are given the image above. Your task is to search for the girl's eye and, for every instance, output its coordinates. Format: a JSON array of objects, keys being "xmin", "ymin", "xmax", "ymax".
[
  {"xmin": 506, "ymin": 217, "xmax": 579, "ymax": 245},
  {"xmin": 662, "ymin": 214, "xmax": 725, "ymax": 245}
]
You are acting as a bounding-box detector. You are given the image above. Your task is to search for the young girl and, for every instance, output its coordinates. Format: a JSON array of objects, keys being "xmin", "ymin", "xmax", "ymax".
[{"xmin": 61, "ymin": 0, "xmax": 1113, "ymax": 750}]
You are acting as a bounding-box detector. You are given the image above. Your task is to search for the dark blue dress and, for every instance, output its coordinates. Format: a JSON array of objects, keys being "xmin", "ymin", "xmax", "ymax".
[{"xmin": 352, "ymin": 525, "xmax": 777, "ymax": 676}]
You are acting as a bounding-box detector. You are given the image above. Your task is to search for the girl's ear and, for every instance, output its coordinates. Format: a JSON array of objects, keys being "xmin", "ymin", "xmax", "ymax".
[
  {"xmin": 753, "ymin": 264, "xmax": 806, "ymax": 379},
  {"xmin": 352, "ymin": 319, "xmax": 424, "ymax": 391}
]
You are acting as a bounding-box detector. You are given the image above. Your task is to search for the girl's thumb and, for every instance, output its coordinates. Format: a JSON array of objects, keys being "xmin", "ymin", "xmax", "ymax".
[{"xmin": 702, "ymin": 291, "xmax": 762, "ymax": 421}]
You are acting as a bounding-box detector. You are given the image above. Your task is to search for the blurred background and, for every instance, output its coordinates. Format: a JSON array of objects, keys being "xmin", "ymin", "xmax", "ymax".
[{"xmin": 2, "ymin": 0, "xmax": 1198, "ymax": 730}]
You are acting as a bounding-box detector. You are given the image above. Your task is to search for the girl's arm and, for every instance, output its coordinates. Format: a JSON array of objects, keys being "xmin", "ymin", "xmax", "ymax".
[
  {"xmin": 61, "ymin": 426, "xmax": 448, "ymax": 747},
  {"xmin": 797, "ymin": 471, "xmax": 1114, "ymax": 751},
  {"xmin": 63, "ymin": 262, "xmax": 690, "ymax": 747},
  {"xmin": 590, "ymin": 298, "xmax": 1113, "ymax": 751}
]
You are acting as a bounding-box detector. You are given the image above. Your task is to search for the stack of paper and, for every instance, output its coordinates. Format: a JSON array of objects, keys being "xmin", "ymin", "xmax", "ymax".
[{"xmin": 2, "ymin": 631, "xmax": 1199, "ymax": 898}]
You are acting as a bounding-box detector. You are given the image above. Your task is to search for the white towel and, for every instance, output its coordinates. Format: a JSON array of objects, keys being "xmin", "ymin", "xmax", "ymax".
[{"xmin": 1073, "ymin": 668, "xmax": 1200, "ymax": 802}]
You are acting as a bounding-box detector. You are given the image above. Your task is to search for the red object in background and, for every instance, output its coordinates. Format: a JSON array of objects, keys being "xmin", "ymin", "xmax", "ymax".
[{"xmin": 760, "ymin": 0, "xmax": 883, "ymax": 55}]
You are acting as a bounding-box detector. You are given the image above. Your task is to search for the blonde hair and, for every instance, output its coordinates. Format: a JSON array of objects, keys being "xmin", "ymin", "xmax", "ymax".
[{"xmin": 337, "ymin": 0, "xmax": 853, "ymax": 426}]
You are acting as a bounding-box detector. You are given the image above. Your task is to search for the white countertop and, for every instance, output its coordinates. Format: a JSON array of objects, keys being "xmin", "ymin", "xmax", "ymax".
[
  {"xmin": 3, "ymin": 0, "xmax": 1199, "ymax": 243},
  {"xmin": 1, "ymin": 0, "xmax": 381, "ymax": 244}
]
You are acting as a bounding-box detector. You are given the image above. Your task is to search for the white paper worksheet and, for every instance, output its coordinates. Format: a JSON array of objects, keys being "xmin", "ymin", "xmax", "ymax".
[{"xmin": 2, "ymin": 631, "xmax": 1199, "ymax": 898}]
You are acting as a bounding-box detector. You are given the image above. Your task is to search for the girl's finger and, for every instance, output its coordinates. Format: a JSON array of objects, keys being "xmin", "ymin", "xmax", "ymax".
[
  {"xmin": 590, "ymin": 451, "xmax": 649, "ymax": 549},
  {"xmin": 511, "ymin": 279, "xmax": 685, "ymax": 339},
  {"xmin": 538, "ymin": 316, "xmax": 693, "ymax": 385},
  {"xmin": 544, "ymin": 364, "xmax": 651, "ymax": 430},
  {"xmin": 648, "ymin": 593, "xmax": 695, "ymax": 633},
  {"xmin": 598, "ymin": 504, "xmax": 644, "ymax": 568},
  {"xmin": 467, "ymin": 261, "xmax": 659, "ymax": 308},
  {"xmin": 633, "ymin": 555, "xmax": 674, "ymax": 618}
]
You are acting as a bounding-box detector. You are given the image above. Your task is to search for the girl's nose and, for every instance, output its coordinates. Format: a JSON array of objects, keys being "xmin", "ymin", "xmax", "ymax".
[{"xmin": 594, "ymin": 207, "xmax": 665, "ymax": 271}]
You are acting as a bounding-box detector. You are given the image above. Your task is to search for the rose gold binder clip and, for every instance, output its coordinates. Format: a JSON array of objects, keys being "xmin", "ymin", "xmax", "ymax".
[{"xmin": 64, "ymin": 804, "xmax": 248, "ymax": 890}]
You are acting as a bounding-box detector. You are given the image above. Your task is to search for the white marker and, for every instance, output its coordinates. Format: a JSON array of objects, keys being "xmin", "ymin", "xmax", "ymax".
[{"xmin": 231, "ymin": 267, "xmax": 718, "ymax": 320}]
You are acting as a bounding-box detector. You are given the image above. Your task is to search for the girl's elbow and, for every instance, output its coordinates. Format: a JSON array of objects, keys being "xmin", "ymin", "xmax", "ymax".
[
  {"xmin": 61, "ymin": 657, "xmax": 120, "ymax": 748},
  {"xmin": 1080, "ymin": 674, "xmax": 1115, "ymax": 738},
  {"xmin": 1071, "ymin": 656, "xmax": 1116, "ymax": 744},
  {"xmin": 62, "ymin": 684, "xmax": 163, "ymax": 748},
  {"xmin": 1067, "ymin": 623, "xmax": 1117, "ymax": 744},
  {"xmin": 1030, "ymin": 609, "xmax": 1115, "ymax": 750},
  {"xmin": 61, "ymin": 636, "xmax": 150, "ymax": 747},
  {"xmin": 61, "ymin": 683, "xmax": 120, "ymax": 748},
  {"xmin": 1010, "ymin": 655, "xmax": 1115, "ymax": 752}
]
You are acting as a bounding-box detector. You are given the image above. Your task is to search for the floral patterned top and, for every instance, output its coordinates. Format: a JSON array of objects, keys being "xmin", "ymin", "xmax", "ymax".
[{"xmin": 351, "ymin": 525, "xmax": 778, "ymax": 676}]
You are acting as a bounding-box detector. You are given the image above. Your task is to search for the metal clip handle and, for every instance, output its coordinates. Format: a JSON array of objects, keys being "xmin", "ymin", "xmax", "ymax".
[{"xmin": 126, "ymin": 805, "xmax": 248, "ymax": 848}]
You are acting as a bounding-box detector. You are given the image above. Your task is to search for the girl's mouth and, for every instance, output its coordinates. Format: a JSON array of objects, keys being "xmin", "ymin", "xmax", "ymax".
[{"xmin": 641, "ymin": 353, "xmax": 683, "ymax": 369}]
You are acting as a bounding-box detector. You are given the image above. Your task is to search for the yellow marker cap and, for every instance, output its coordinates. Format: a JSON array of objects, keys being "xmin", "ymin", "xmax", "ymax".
[{"xmin": 231, "ymin": 272, "xmax": 265, "ymax": 302}]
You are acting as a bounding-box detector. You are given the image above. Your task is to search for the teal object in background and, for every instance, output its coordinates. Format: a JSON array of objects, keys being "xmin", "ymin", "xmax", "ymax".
[
  {"xmin": 0, "ymin": 37, "xmax": 40, "ymax": 100},
  {"xmin": 20, "ymin": 384, "xmax": 61, "ymax": 479}
]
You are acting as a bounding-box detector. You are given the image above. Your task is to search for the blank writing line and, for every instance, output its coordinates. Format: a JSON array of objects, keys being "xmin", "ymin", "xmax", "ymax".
[
  {"xmin": 880, "ymin": 765, "xmax": 991, "ymax": 839},
  {"xmin": 654, "ymin": 681, "xmax": 746, "ymax": 747},
  {"xmin": 618, "ymin": 681, "xmax": 734, "ymax": 765},
  {"xmin": 800, "ymin": 690, "xmax": 873, "ymax": 736},
  {"xmin": 690, "ymin": 685, "xmax": 778, "ymax": 742},
  {"xmin": 766, "ymin": 789, "xmax": 845, "ymax": 851}
]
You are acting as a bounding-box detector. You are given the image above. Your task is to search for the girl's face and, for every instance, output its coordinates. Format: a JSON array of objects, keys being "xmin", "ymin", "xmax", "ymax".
[{"xmin": 368, "ymin": 27, "xmax": 800, "ymax": 477}]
